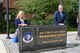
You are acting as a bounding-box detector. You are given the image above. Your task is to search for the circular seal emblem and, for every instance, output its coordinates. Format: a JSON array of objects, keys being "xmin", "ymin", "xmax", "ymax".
[{"xmin": 23, "ymin": 32, "xmax": 33, "ymax": 43}]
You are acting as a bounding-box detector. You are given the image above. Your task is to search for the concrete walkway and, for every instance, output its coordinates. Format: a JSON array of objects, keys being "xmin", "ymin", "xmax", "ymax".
[
  {"xmin": 0, "ymin": 31, "xmax": 80, "ymax": 53},
  {"xmin": 0, "ymin": 40, "xmax": 7, "ymax": 53}
]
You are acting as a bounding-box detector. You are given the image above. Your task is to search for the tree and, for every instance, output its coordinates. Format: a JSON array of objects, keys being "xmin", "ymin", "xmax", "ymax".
[
  {"xmin": 15, "ymin": 0, "xmax": 60, "ymax": 19},
  {"xmin": 63, "ymin": 0, "xmax": 78, "ymax": 27},
  {"xmin": 15, "ymin": 0, "xmax": 78, "ymax": 27}
]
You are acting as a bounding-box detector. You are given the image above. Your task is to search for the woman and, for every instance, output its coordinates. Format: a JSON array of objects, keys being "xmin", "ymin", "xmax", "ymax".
[
  {"xmin": 15, "ymin": 11, "xmax": 29, "ymax": 28},
  {"xmin": 13, "ymin": 11, "xmax": 29, "ymax": 43}
]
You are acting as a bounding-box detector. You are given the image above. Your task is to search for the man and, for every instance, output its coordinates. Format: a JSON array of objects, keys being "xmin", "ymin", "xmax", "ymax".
[{"xmin": 54, "ymin": 4, "xmax": 67, "ymax": 26}]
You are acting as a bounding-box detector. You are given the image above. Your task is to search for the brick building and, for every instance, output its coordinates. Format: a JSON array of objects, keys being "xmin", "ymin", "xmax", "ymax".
[{"xmin": 3, "ymin": 0, "xmax": 16, "ymax": 13}]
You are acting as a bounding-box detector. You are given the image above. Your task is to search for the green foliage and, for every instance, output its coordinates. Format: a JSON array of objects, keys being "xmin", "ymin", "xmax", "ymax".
[
  {"xmin": 16, "ymin": 0, "xmax": 78, "ymax": 27},
  {"xmin": 15, "ymin": 0, "xmax": 78, "ymax": 30},
  {"xmin": 0, "ymin": 10, "xmax": 17, "ymax": 33},
  {"xmin": 15, "ymin": 0, "xmax": 60, "ymax": 18},
  {"xmin": 10, "ymin": 28, "xmax": 16, "ymax": 33},
  {"xmin": 27, "ymin": 18, "xmax": 53, "ymax": 25},
  {"xmin": 1, "ymin": 0, "xmax": 78, "ymax": 33},
  {"xmin": 0, "ymin": 16, "xmax": 7, "ymax": 33},
  {"xmin": 64, "ymin": 0, "xmax": 78, "ymax": 27},
  {"xmin": 68, "ymin": 26, "xmax": 77, "ymax": 31}
]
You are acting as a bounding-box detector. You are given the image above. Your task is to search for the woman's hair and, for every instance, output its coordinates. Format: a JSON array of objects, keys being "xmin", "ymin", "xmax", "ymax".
[{"xmin": 16, "ymin": 11, "xmax": 25, "ymax": 20}]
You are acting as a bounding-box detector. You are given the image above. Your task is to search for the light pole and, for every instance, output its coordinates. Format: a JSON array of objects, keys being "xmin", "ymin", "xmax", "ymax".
[
  {"xmin": 6, "ymin": 0, "xmax": 11, "ymax": 39},
  {"xmin": 79, "ymin": 0, "xmax": 80, "ymax": 23},
  {"xmin": 77, "ymin": 0, "xmax": 80, "ymax": 40}
]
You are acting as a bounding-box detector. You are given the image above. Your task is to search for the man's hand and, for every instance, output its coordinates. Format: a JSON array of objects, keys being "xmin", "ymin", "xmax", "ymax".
[{"xmin": 59, "ymin": 23, "xmax": 64, "ymax": 25}]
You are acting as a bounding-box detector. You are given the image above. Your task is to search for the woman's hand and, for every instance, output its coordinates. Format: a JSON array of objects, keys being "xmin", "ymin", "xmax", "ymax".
[
  {"xmin": 22, "ymin": 24, "xmax": 27, "ymax": 26},
  {"xmin": 19, "ymin": 24, "xmax": 27, "ymax": 26}
]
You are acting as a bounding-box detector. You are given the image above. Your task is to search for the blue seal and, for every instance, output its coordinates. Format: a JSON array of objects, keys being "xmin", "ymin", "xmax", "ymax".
[{"xmin": 23, "ymin": 32, "xmax": 33, "ymax": 43}]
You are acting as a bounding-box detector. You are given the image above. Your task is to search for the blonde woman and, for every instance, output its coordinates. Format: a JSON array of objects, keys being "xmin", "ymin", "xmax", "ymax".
[
  {"xmin": 15, "ymin": 11, "xmax": 29, "ymax": 28},
  {"xmin": 13, "ymin": 11, "xmax": 29, "ymax": 43}
]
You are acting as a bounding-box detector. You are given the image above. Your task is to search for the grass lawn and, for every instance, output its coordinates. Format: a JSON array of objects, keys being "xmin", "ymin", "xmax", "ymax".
[{"xmin": 67, "ymin": 26, "xmax": 77, "ymax": 31}]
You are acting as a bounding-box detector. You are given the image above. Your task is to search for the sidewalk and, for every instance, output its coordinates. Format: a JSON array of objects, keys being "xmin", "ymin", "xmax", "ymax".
[
  {"xmin": 0, "ymin": 31, "xmax": 80, "ymax": 53},
  {"xmin": 0, "ymin": 40, "xmax": 7, "ymax": 53}
]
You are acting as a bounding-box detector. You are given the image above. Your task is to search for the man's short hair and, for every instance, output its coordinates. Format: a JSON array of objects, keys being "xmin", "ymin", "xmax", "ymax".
[{"xmin": 58, "ymin": 4, "xmax": 63, "ymax": 8}]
